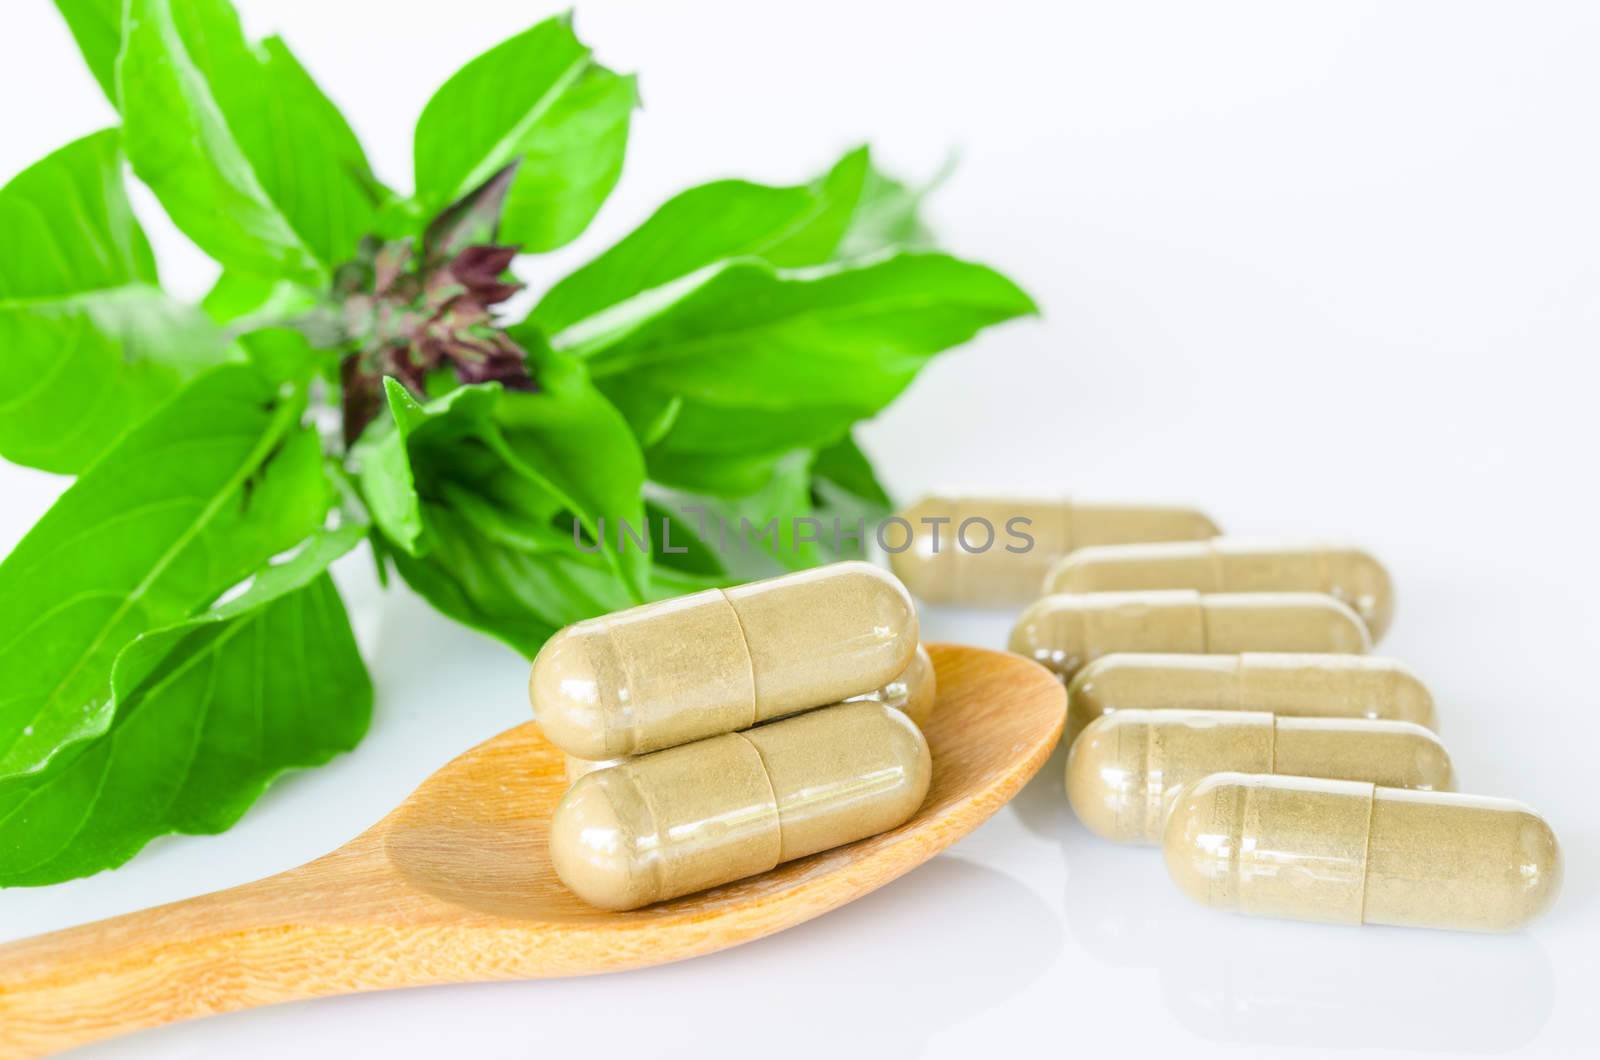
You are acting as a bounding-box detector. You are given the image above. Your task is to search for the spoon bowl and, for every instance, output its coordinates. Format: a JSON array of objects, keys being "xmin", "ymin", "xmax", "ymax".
[{"xmin": 0, "ymin": 643, "xmax": 1064, "ymax": 1056}]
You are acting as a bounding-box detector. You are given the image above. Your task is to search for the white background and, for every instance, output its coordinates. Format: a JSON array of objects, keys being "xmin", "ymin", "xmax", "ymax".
[{"xmin": 3, "ymin": 0, "xmax": 1598, "ymax": 1056}]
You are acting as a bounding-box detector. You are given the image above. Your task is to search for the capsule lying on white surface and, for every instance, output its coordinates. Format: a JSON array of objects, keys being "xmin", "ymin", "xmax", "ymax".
[
  {"xmin": 886, "ymin": 497, "xmax": 1219, "ymax": 605},
  {"xmin": 1164, "ymin": 773, "xmax": 1561, "ymax": 931},
  {"xmin": 1064, "ymin": 652, "xmax": 1437, "ymax": 742},
  {"xmin": 1045, "ymin": 539, "xmax": 1395, "ymax": 639},
  {"xmin": 1010, "ymin": 591, "xmax": 1370, "ymax": 679},
  {"xmin": 1066, "ymin": 709, "xmax": 1453, "ymax": 843}
]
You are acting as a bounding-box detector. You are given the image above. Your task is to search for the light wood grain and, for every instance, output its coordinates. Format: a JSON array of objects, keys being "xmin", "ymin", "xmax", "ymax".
[{"xmin": 0, "ymin": 643, "xmax": 1064, "ymax": 1057}]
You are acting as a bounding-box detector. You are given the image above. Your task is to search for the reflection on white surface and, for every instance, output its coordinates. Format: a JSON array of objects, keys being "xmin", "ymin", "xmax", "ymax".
[
  {"xmin": 1159, "ymin": 930, "xmax": 1552, "ymax": 1054},
  {"xmin": 1051, "ymin": 769, "xmax": 1555, "ymax": 1053}
]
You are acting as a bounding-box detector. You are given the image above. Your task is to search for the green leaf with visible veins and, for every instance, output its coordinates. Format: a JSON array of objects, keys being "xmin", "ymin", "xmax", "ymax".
[
  {"xmin": 118, "ymin": 0, "xmax": 382, "ymax": 279},
  {"xmin": 553, "ymin": 251, "xmax": 1034, "ymax": 497},
  {"xmin": 531, "ymin": 146, "xmax": 948, "ymax": 509},
  {"xmin": 413, "ymin": 14, "xmax": 635, "ymax": 253},
  {"xmin": 0, "ymin": 526, "xmax": 371, "ymax": 886},
  {"xmin": 0, "ymin": 130, "xmax": 234, "ymax": 473},
  {"xmin": 250, "ymin": 35, "xmax": 388, "ymax": 266},
  {"xmin": 53, "ymin": 0, "xmax": 123, "ymax": 102},
  {"xmin": 355, "ymin": 382, "xmax": 511, "ymax": 557},
  {"xmin": 0, "ymin": 363, "xmax": 329, "ymax": 780},
  {"xmin": 531, "ymin": 145, "xmax": 924, "ymax": 335}
]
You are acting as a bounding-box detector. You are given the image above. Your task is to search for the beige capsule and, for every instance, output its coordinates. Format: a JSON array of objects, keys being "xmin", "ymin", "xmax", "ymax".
[
  {"xmin": 874, "ymin": 641, "xmax": 939, "ymax": 728},
  {"xmin": 1066, "ymin": 709, "xmax": 1453, "ymax": 844},
  {"xmin": 564, "ymin": 752, "xmax": 620, "ymax": 786},
  {"xmin": 562, "ymin": 643, "xmax": 940, "ymax": 785},
  {"xmin": 886, "ymin": 496, "xmax": 1219, "ymax": 606},
  {"xmin": 1065, "ymin": 652, "xmax": 1437, "ymax": 743},
  {"xmin": 1009, "ymin": 590, "xmax": 1370, "ymax": 680},
  {"xmin": 531, "ymin": 561, "xmax": 918, "ymax": 759},
  {"xmin": 549, "ymin": 701, "xmax": 932, "ymax": 910},
  {"xmin": 1164, "ymin": 773, "xmax": 1562, "ymax": 931},
  {"xmin": 1044, "ymin": 539, "xmax": 1395, "ymax": 640}
]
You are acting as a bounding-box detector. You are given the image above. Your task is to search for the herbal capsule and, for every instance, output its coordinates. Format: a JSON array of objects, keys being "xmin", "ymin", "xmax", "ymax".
[
  {"xmin": 1009, "ymin": 590, "xmax": 1370, "ymax": 679},
  {"xmin": 1066, "ymin": 652, "xmax": 1437, "ymax": 743},
  {"xmin": 886, "ymin": 496, "xmax": 1218, "ymax": 606},
  {"xmin": 1067, "ymin": 710, "xmax": 1453, "ymax": 844},
  {"xmin": 877, "ymin": 642, "xmax": 938, "ymax": 728},
  {"xmin": 1164, "ymin": 773, "xmax": 1562, "ymax": 931},
  {"xmin": 562, "ymin": 643, "xmax": 940, "ymax": 785},
  {"xmin": 531, "ymin": 561, "xmax": 918, "ymax": 759},
  {"xmin": 1045, "ymin": 539, "xmax": 1395, "ymax": 639},
  {"xmin": 550, "ymin": 701, "xmax": 932, "ymax": 910}
]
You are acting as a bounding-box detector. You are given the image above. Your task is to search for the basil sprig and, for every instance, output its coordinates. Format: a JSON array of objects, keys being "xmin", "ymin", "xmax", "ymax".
[{"xmin": 0, "ymin": 3, "xmax": 1035, "ymax": 884}]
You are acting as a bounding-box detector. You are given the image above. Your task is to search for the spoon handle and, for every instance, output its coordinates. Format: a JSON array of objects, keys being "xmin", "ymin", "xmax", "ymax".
[{"xmin": 0, "ymin": 854, "xmax": 420, "ymax": 1057}]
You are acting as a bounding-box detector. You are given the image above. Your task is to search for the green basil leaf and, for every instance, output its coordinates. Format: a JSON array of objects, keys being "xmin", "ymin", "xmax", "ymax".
[
  {"xmin": 644, "ymin": 449, "xmax": 789, "ymax": 499},
  {"xmin": 413, "ymin": 14, "xmax": 635, "ymax": 253},
  {"xmin": 250, "ymin": 35, "xmax": 386, "ymax": 267},
  {"xmin": 633, "ymin": 399, "xmax": 853, "ymax": 494},
  {"xmin": 530, "ymin": 177, "xmax": 814, "ymax": 334},
  {"xmin": 234, "ymin": 327, "xmax": 325, "ymax": 388},
  {"xmin": 559, "ymin": 250, "xmax": 1036, "ymax": 418},
  {"xmin": 106, "ymin": 522, "xmax": 367, "ymax": 696},
  {"xmin": 0, "ymin": 363, "xmax": 329, "ymax": 779},
  {"xmin": 354, "ymin": 382, "xmax": 525, "ymax": 557},
  {"xmin": 656, "ymin": 432, "xmax": 888, "ymax": 575},
  {"xmin": 202, "ymin": 272, "xmax": 288, "ymax": 324},
  {"xmin": 201, "ymin": 273, "xmax": 327, "ymax": 386},
  {"xmin": 0, "ymin": 528, "xmax": 370, "ymax": 886},
  {"xmin": 835, "ymin": 162, "xmax": 937, "ymax": 260},
  {"xmin": 496, "ymin": 346, "xmax": 649, "ymax": 598},
  {"xmin": 531, "ymin": 147, "xmax": 879, "ymax": 335},
  {"xmin": 0, "ymin": 291, "xmax": 235, "ymax": 476},
  {"xmin": 356, "ymin": 347, "xmax": 648, "ymax": 599},
  {"xmin": 497, "ymin": 65, "xmax": 635, "ymax": 253},
  {"xmin": 812, "ymin": 430, "xmax": 893, "ymax": 510},
  {"xmin": 0, "ymin": 130, "xmax": 152, "ymax": 296},
  {"xmin": 808, "ymin": 432, "xmax": 893, "ymax": 562},
  {"xmin": 757, "ymin": 147, "xmax": 873, "ymax": 263},
  {"xmin": 600, "ymin": 385, "xmax": 682, "ymax": 449},
  {"xmin": 562, "ymin": 251, "xmax": 1027, "ymax": 516},
  {"xmin": 719, "ymin": 450, "xmax": 821, "ymax": 572},
  {"xmin": 390, "ymin": 502, "xmax": 634, "ymax": 658},
  {"xmin": 0, "ymin": 130, "xmax": 234, "ymax": 473},
  {"xmin": 527, "ymin": 152, "xmax": 950, "ymax": 502},
  {"xmin": 119, "ymin": 0, "xmax": 381, "ymax": 279},
  {"xmin": 392, "ymin": 498, "xmax": 718, "ymax": 658},
  {"xmin": 54, "ymin": 0, "xmax": 122, "ymax": 102},
  {"xmin": 643, "ymin": 499, "xmax": 725, "ymax": 579},
  {"xmin": 651, "ymin": 451, "xmax": 821, "ymax": 578}
]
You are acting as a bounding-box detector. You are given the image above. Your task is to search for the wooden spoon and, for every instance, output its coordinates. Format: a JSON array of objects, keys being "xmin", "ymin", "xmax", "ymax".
[{"xmin": 0, "ymin": 643, "xmax": 1064, "ymax": 1057}]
